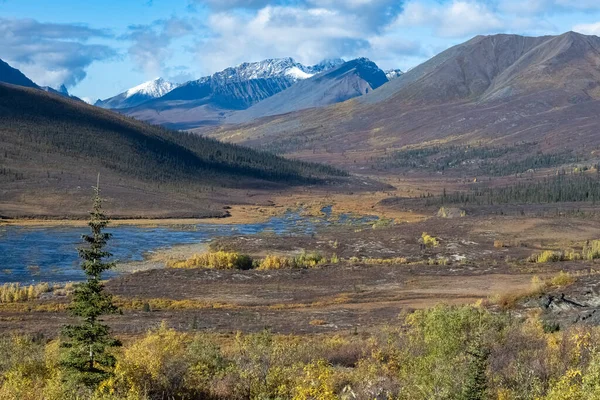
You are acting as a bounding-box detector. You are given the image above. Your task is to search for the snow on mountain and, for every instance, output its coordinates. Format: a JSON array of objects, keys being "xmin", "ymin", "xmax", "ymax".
[
  {"xmin": 385, "ymin": 69, "xmax": 404, "ymax": 80},
  {"xmin": 96, "ymin": 78, "xmax": 177, "ymax": 109},
  {"xmin": 207, "ymin": 57, "xmax": 346, "ymax": 83},
  {"xmin": 125, "ymin": 78, "xmax": 177, "ymax": 98}
]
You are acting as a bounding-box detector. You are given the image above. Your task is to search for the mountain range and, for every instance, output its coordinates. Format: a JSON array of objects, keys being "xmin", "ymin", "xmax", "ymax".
[
  {"xmin": 4, "ymin": 31, "xmax": 600, "ymax": 176},
  {"xmin": 95, "ymin": 57, "xmax": 388, "ymax": 129},
  {"xmin": 205, "ymin": 31, "xmax": 600, "ymax": 165}
]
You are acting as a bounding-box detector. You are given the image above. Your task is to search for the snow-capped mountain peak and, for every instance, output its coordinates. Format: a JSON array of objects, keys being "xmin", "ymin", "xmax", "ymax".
[
  {"xmin": 125, "ymin": 78, "xmax": 177, "ymax": 99},
  {"xmin": 211, "ymin": 57, "xmax": 346, "ymax": 83},
  {"xmin": 385, "ymin": 69, "xmax": 404, "ymax": 81}
]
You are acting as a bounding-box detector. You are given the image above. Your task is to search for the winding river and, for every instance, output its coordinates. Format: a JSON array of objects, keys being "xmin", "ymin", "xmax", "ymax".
[{"xmin": 0, "ymin": 208, "xmax": 376, "ymax": 284}]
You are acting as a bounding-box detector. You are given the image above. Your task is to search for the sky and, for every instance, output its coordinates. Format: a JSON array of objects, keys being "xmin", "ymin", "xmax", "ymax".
[{"xmin": 2, "ymin": 0, "xmax": 600, "ymax": 102}]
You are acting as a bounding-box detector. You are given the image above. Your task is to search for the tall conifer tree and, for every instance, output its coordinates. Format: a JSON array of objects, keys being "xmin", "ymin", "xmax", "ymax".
[{"xmin": 61, "ymin": 177, "xmax": 121, "ymax": 386}]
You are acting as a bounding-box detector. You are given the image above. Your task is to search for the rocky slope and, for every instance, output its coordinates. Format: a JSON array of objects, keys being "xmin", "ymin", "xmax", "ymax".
[{"xmin": 0, "ymin": 58, "xmax": 38, "ymax": 88}]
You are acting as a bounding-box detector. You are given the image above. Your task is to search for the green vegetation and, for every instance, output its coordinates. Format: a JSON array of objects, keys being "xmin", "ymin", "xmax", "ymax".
[
  {"xmin": 428, "ymin": 171, "xmax": 600, "ymax": 206},
  {"xmin": 2, "ymin": 305, "xmax": 600, "ymax": 399},
  {"xmin": 60, "ymin": 184, "xmax": 121, "ymax": 386},
  {"xmin": 378, "ymin": 143, "xmax": 582, "ymax": 176}
]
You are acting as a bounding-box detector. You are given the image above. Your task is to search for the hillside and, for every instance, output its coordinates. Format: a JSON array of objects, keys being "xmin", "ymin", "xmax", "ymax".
[
  {"xmin": 0, "ymin": 83, "xmax": 347, "ymax": 218},
  {"xmin": 0, "ymin": 59, "xmax": 38, "ymax": 88},
  {"xmin": 227, "ymin": 58, "xmax": 388, "ymax": 124},
  {"xmin": 204, "ymin": 32, "xmax": 600, "ymax": 169}
]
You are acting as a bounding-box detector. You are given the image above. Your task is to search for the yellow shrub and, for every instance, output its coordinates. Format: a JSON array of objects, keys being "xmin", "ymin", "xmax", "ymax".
[
  {"xmin": 109, "ymin": 323, "xmax": 191, "ymax": 398},
  {"xmin": 529, "ymin": 251, "xmax": 563, "ymax": 263},
  {"xmin": 421, "ymin": 232, "xmax": 440, "ymax": 247},
  {"xmin": 168, "ymin": 251, "xmax": 252, "ymax": 270},
  {"xmin": 0, "ymin": 283, "xmax": 52, "ymax": 303},
  {"xmin": 582, "ymin": 240, "xmax": 600, "ymax": 261},
  {"xmin": 292, "ymin": 360, "xmax": 337, "ymax": 400},
  {"xmin": 258, "ymin": 255, "xmax": 296, "ymax": 270},
  {"xmin": 549, "ymin": 271, "xmax": 576, "ymax": 288}
]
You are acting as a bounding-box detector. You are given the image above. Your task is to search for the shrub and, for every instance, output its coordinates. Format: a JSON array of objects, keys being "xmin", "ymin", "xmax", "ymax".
[
  {"xmin": 258, "ymin": 255, "xmax": 296, "ymax": 270},
  {"xmin": 549, "ymin": 271, "xmax": 576, "ymax": 287},
  {"xmin": 528, "ymin": 250, "xmax": 563, "ymax": 263},
  {"xmin": 295, "ymin": 251, "xmax": 326, "ymax": 268},
  {"xmin": 168, "ymin": 251, "xmax": 253, "ymax": 270},
  {"xmin": 421, "ymin": 232, "xmax": 440, "ymax": 247},
  {"xmin": 583, "ymin": 240, "xmax": 600, "ymax": 261},
  {"xmin": 0, "ymin": 283, "xmax": 52, "ymax": 303}
]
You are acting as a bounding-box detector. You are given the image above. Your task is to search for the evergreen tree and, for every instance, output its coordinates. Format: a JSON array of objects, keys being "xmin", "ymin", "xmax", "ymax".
[
  {"xmin": 461, "ymin": 333, "xmax": 490, "ymax": 400},
  {"xmin": 61, "ymin": 178, "xmax": 121, "ymax": 386}
]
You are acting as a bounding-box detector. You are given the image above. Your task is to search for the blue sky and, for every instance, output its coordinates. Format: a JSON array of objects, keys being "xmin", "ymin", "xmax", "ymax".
[{"xmin": 2, "ymin": 0, "xmax": 600, "ymax": 102}]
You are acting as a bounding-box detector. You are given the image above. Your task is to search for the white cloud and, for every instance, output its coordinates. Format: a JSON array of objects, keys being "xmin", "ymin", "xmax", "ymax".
[
  {"xmin": 394, "ymin": 1, "xmax": 503, "ymax": 38},
  {"xmin": 0, "ymin": 18, "xmax": 116, "ymax": 88},
  {"xmin": 573, "ymin": 22, "xmax": 600, "ymax": 35},
  {"xmin": 123, "ymin": 17, "xmax": 196, "ymax": 79},
  {"xmin": 194, "ymin": 2, "xmax": 421, "ymax": 75}
]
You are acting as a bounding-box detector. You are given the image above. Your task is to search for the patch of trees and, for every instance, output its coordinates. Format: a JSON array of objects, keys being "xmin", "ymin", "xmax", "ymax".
[
  {"xmin": 379, "ymin": 143, "xmax": 583, "ymax": 177},
  {"xmin": 428, "ymin": 171, "xmax": 600, "ymax": 206}
]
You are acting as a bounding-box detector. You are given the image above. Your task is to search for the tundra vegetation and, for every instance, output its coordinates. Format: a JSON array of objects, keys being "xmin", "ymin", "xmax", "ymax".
[{"xmin": 3, "ymin": 305, "xmax": 600, "ymax": 399}]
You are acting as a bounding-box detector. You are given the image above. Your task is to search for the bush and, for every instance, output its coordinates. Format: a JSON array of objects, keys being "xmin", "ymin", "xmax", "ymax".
[
  {"xmin": 258, "ymin": 255, "xmax": 296, "ymax": 270},
  {"xmin": 528, "ymin": 250, "xmax": 563, "ymax": 263},
  {"xmin": 421, "ymin": 232, "xmax": 440, "ymax": 247},
  {"xmin": 549, "ymin": 271, "xmax": 576, "ymax": 287},
  {"xmin": 0, "ymin": 283, "xmax": 52, "ymax": 303},
  {"xmin": 168, "ymin": 251, "xmax": 253, "ymax": 270}
]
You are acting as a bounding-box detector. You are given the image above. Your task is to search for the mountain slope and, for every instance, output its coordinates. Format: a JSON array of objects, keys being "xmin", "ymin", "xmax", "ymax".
[
  {"xmin": 96, "ymin": 78, "xmax": 177, "ymax": 109},
  {"xmin": 0, "ymin": 59, "xmax": 38, "ymax": 88},
  {"xmin": 0, "ymin": 83, "xmax": 346, "ymax": 218},
  {"xmin": 41, "ymin": 84, "xmax": 84, "ymax": 102},
  {"xmin": 122, "ymin": 58, "xmax": 345, "ymax": 129},
  {"xmin": 205, "ymin": 32, "xmax": 600, "ymax": 163},
  {"xmin": 227, "ymin": 58, "xmax": 388, "ymax": 124}
]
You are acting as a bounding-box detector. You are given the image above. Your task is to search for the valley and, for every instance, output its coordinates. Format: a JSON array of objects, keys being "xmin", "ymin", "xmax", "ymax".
[{"xmin": 3, "ymin": 26, "xmax": 600, "ymax": 399}]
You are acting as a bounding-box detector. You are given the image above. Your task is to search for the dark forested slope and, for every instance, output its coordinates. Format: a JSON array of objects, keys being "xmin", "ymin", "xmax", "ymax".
[{"xmin": 0, "ymin": 83, "xmax": 346, "ymax": 218}]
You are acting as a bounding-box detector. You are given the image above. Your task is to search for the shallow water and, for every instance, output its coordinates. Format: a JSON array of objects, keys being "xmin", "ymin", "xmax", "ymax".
[{"xmin": 0, "ymin": 210, "xmax": 377, "ymax": 284}]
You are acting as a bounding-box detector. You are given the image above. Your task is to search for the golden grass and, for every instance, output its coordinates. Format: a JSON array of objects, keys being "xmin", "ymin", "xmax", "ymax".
[
  {"xmin": 491, "ymin": 271, "xmax": 576, "ymax": 310},
  {"xmin": 168, "ymin": 251, "xmax": 253, "ymax": 270}
]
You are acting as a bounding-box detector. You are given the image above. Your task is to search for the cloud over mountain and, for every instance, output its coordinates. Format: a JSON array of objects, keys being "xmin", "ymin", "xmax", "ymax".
[{"xmin": 0, "ymin": 18, "xmax": 116, "ymax": 88}]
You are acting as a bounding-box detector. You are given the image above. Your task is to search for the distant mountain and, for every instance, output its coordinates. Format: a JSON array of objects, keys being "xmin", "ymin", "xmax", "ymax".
[
  {"xmin": 96, "ymin": 78, "xmax": 177, "ymax": 109},
  {"xmin": 227, "ymin": 58, "xmax": 388, "ymax": 124},
  {"xmin": 41, "ymin": 84, "xmax": 83, "ymax": 102},
  {"xmin": 205, "ymin": 32, "xmax": 600, "ymax": 161},
  {"xmin": 385, "ymin": 69, "xmax": 403, "ymax": 80},
  {"xmin": 0, "ymin": 59, "xmax": 38, "ymax": 88},
  {"xmin": 122, "ymin": 58, "xmax": 345, "ymax": 129}
]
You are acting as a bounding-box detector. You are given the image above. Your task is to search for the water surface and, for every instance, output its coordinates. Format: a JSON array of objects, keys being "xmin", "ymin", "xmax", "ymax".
[{"xmin": 0, "ymin": 209, "xmax": 376, "ymax": 284}]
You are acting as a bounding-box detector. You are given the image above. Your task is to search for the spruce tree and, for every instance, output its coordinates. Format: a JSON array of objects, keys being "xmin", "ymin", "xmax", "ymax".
[
  {"xmin": 461, "ymin": 333, "xmax": 490, "ymax": 400},
  {"xmin": 61, "ymin": 178, "xmax": 121, "ymax": 386}
]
